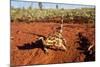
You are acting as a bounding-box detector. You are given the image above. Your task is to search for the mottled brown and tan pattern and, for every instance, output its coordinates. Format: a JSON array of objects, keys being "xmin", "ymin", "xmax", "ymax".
[{"xmin": 38, "ymin": 27, "xmax": 67, "ymax": 53}]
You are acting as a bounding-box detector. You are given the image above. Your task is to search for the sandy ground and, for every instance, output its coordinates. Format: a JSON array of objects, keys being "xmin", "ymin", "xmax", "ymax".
[{"xmin": 11, "ymin": 22, "xmax": 95, "ymax": 66}]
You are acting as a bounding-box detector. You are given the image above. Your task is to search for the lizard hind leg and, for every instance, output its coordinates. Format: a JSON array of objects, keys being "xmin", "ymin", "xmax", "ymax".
[
  {"xmin": 39, "ymin": 37, "xmax": 49, "ymax": 54},
  {"xmin": 44, "ymin": 47, "xmax": 48, "ymax": 53},
  {"xmin": 61, "ymin": 44, "xmax": 67, "ymax": 51}
]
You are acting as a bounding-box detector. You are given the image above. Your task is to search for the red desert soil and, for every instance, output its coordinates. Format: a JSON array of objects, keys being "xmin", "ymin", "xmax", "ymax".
[{"xmin": 11, "ymin": 22, "xmax": 95, "ymax": 66}]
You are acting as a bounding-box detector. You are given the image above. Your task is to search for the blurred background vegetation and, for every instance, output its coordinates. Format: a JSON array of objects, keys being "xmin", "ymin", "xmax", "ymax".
[{"xmin": 11, "ymin": 2, "xmax": 95, "ymax": 24}]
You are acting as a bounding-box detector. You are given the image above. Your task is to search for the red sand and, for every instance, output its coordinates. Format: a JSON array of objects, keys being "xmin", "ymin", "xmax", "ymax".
[{"xmin": 11, "ymin": 22, "xmax": 95, "ymax": 66}]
